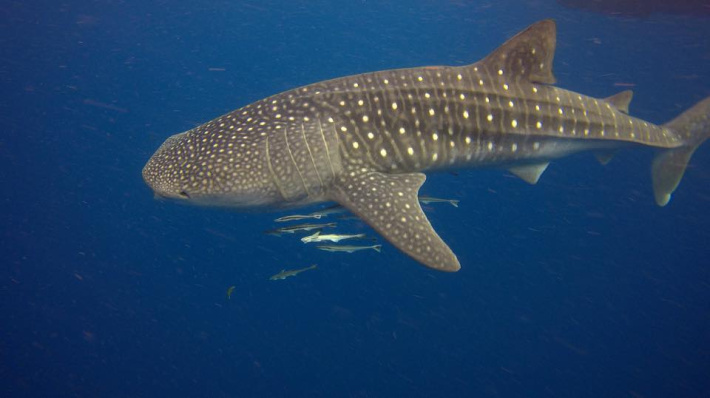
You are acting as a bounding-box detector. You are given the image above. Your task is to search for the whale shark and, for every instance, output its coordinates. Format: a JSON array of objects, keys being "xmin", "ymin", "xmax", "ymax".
[{"xmin": 143, "ymin": 20, "xmax": 710, "ymax": 272}]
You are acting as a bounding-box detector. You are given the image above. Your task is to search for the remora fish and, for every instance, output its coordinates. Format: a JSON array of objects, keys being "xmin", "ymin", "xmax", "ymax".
[
  {"xmin": 307, "ymin": 204, "xmax": 347, "ymax": 218},
  {"xmin": 263, "ymin": 222, "xmax": 336, "ymax": 236},
  {"xmin": 301, "ymin": 230, "xmax": 368, "ymax": 243},
  {"xmin": 274, "ymin": 214, "xmax": 323, "ymax": 222},
  {"xmin": 316, "ymin": 244, "xmax": 382, "ymax": 253},
  {"xmin": 418, "ymin": 196, "xmax": 460, "ymax": 207},
  {"xmin": 269, "ymin": 264, "xmax": 317, "ymax": 280},
  {"xmin": 143, "ymin": 20, "xmax": 710, "ymax": 272}
]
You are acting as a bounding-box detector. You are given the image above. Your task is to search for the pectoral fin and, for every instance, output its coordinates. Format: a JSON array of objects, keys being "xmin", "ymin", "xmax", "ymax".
[{"xmin": 329, "ymin": 171, "xmax": 460, "ymax": 272}]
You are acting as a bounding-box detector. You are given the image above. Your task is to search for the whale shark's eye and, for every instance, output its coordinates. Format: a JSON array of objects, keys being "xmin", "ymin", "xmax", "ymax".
[{"xmin": 178, "ymin": 191, "xmax": 190, "ymax": 199}]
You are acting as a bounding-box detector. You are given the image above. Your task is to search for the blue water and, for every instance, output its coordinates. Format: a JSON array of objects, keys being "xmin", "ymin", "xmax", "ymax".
[{"xmin": 2, "ymin": 1, "xmax": 709, "ymax": 397}]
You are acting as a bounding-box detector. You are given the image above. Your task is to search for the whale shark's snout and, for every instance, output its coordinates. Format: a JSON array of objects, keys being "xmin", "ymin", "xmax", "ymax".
[{"xmin": 142, "ymin": 131, "xmax": 192, "ymax": 200}]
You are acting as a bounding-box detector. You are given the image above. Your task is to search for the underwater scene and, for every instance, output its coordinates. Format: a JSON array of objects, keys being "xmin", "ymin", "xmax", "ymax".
[{"xmin": 2, "ymin": 1, "xmax": 709, "ymax": 397}]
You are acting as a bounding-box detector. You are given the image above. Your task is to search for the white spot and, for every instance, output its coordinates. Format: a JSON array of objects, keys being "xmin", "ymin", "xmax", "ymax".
[
  {"xmin": 508, "ymin": 100, "xmax": 514, "ymax": 108},
  {"xmin": 503, "ymin": 83, "xmax": 509, "ymax": 90},
  {"xmin": 485, "ymin": 96, "xmax": 490, "ymax": 103},
  {"xmin": 432, "ymin": 153, "xmax": 438, "ymax": 161},
  {"xmin": 358, "ymin": 100, "xmax": 364, "ymax": 106},
  {"xmin": 487, "ymin": 114, "xmax": 493, "ymax": 122},
  {"xmin": 352, "ymin": 142, "xmax": 359, "ymax": 149},
  {"xmin": 498, "ymin": 69, "xmax": 503, "ymax": 75},
  {"xmin": 487, "ymin": 142, "xmax": 493, "ymax": 151},
  {"xmin": 460, "ymin": 94, "xmax": 466, "ymax": 100},
  {"xmin": 407, "ymin": 147, "xmax": 414, "ymax": 155},
  {"xmin": 383, "ymin": 79, "xmax": 389, "ymax": 84},
  {"xmin": 511, "ymin": 143, "xmax": 518, "ymax": 152},
  {"xmin": 558, "ymin": 108, "xmax": 564, "ymax": 115},
  {"xmin": 511, "ymin": 119, "xmax": 518, "ymax": 128},
  {"xmin": 417, "ymin": 76, "xmax": 423, "ymax": 81},
  {"xmin": 533, "ymin": 142, "xmax": 540, "ymax": 150},
  {"xmin": 353, "ymin": 82, "xmax": 359, "ymax": 88},
  {"xmin": 465, "ymin": 137, "xmax": 471, "ymax": 144},
  {"xmin": 429, "ymin": 108, "xmax": 435, "ymax": 116},
  {"xmin": 340, "ymin": 126, "xmax": 348, "ymax": 132},
  {"xmin": 391, "ymin": 102, "xmax": 398, "ymax": 110},
  {"xmin": 432, "ymin": 133, "xmax": 438, "ymax": 141},
  {"xmin": 367, "ymin": 132, "xmax": 374, "ymax": 140},
  {"xmin": 425, "ymin": 92, "xmax": 431, "ymax": 99},
  {"xmin": 457, "ymin": 74, "xmax": 462, "ymax": 80},
  {"xmin": 399, "ymin": 127, "xmax": 406, "ymax": 134},
  {"xmin": 380, "ymin": 148, "xmax": 387, "ymax": 157},
  {"xmin": 463, "ymin": 110, "xmax": 470, "ymax": 119},
  {"xmin": 536, "ymin": 121, "xmax": 542, "ymax": 129}
]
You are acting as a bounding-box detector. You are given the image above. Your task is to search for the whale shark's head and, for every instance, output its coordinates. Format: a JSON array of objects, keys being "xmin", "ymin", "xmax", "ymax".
[{"xmin": 142, "ymin": 127, "xmax": 282, "ymax": 208}]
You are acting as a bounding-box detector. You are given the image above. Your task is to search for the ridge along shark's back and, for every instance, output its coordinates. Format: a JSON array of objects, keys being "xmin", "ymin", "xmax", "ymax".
[{"xmin": 143, "ymin": 20, "xmax": 710, "ymax": 272}]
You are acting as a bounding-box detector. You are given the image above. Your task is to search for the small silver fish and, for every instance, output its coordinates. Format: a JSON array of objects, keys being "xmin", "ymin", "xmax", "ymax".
[
  {"xmin": 316, "ymin": 244, "xmax": 382, "ymax": 253},
  {"xmin": 307, "ymin": 204, "xmax": 348, "ymax": 218},
  {"xmin": 274, "ymin": 214, "xmax": 323, "ymax": 222},
  {"xmin": 301, "ymin": 231, "xmax": 368, "ymax": 244},
  {"xmin": 269, "ymin": 264, "xmax": 318, "ymax": 280},
  {"xmin": 418, "ymin": 196, "xmax": 460, "ymax": 208},
  {"xmin": 264, "ymin": 222, "xmax": 337, "ymax": 236}
]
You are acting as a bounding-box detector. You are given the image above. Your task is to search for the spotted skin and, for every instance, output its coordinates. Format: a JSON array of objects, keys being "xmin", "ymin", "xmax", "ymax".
[{"xmin": 143, "ymin": 20, "xmax": 710, "ymax": 272}]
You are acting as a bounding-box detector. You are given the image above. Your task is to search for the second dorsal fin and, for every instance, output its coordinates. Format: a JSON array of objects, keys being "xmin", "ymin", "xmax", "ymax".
[
  {"xmin": 477, "ymin": 20, "xmax": 557, "ymax": 84},
  {"xmin": 603, "ymin": 90, "xmax": 633, "ymax": 114}
]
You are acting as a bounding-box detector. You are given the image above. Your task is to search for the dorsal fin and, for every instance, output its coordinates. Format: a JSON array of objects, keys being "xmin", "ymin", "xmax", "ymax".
[
  {"xmin": 477, "ymin": 19, "xmax": 557, "ymax": 84},
  {"xmin": 603, "ymin": 90, "xmax": 633, "ymax": 114}
]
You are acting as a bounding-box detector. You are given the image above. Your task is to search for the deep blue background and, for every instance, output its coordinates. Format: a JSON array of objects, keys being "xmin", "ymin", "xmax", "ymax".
[{"xmin": 2, "ymin": 1, "xmax": 709, "ymax": 397}]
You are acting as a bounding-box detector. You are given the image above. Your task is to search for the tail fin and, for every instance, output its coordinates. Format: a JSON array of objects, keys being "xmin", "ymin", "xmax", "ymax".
[{"xmin": 652, "ymin": 97, "xmax": 710, "ymax": 206}]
